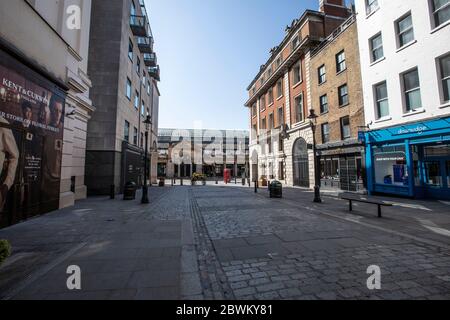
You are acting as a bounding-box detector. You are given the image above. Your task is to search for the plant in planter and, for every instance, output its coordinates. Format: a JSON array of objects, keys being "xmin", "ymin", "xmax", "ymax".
[
  {"xmin": 0, "ymin": 240, "xmax": 11, "ymax": 267},
  {"xmin": 191, "ymin": 173, "xmax": 207, "ymax": 186}
]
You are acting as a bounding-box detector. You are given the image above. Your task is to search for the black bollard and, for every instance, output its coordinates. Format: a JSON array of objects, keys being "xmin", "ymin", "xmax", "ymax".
[
  {"xmin": 254, "ymin": 181, "xmax": 258, "ymax": 193},
  {"xmin": 110, "ymin": 185, "xmax": 115, "ymax": 199},
  {"xmin": 181, "ymin": 177, "xmax": 184, "ymax": 186}
]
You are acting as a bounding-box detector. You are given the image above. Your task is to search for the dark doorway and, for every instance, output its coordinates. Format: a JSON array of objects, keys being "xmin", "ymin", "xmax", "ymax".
[{"xmin": 292, "ymin": 138, "xmax": 309, "ymax": 187}]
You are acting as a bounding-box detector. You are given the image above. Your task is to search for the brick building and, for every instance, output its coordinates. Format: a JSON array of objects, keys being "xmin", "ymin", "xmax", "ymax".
[
  {"xmin": 310, "ymin": 15, "xmax": 366, "ymax": 193},
  {"xmin": 245, "ymin": 0, "xmax": 352, "ymax": 188},
  {"xmin": 86, "ymin": 0, "xmax": 161, "ymax": 195}
]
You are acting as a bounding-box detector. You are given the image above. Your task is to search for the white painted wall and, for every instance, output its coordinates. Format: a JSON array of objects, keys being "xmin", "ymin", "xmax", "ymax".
[{"xmin": 355, "ymin": 0, "xmax": 450, "ymax": 130}]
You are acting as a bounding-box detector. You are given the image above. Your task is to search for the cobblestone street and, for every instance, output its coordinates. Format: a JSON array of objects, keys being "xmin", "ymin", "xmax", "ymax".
[{"xmin": 1, "ymin": 184, "xmax": 450, "ymax": 300}]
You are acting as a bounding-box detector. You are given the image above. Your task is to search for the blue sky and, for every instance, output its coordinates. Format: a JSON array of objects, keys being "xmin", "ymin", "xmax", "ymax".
[{"xmin": 145, "ymin": 0, "xmax": 319, "ymax": 130}]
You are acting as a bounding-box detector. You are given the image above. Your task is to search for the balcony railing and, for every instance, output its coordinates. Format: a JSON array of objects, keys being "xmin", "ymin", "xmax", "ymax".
[
  {"xmin": 148, "ymin": 65, "xmax": 160, "ymax": 81},
  {"xmin": 130, "ymin": 15, "xmax": 147, "ymax": 37},
  {"xmin": 144, "ymin": 53, "xmax": 157, "ymax": 67},
  {"xmin": 137, "ymin": 36, "xmax": 154, "ymax": 53}
]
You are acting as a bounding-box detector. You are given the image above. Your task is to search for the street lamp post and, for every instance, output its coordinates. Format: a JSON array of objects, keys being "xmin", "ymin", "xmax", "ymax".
[
  {"xmin": 141, "ymin": 115, "xmax": 151, "ymax": 204},
  {"xmin": 308, "ymin": 109, "xmax": 322, "ymax": 203}
]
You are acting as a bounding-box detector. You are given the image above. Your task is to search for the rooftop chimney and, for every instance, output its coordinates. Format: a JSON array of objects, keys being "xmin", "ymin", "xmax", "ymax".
[{"xmin": 319, "ymin": 0, "xmax": 350, "ymax": 18}]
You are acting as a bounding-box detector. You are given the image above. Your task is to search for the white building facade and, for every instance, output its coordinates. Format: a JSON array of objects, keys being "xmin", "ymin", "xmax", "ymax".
[{"xmin": 356, "ymin": 0, "xmax": 450, "ymax": 199}]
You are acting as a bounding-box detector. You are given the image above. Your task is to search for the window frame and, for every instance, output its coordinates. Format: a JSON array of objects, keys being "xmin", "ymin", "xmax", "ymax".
[
  {"xmin": 318, "ymin": 65, "xmax": 326, "ymax": 84},
  {"xmin": 134, "ymin": 90, "xmax": 139, "ymax": 109},
  {"xmin": 370, "ymin": 32, "xmax": 384, "ymax": 63},
  {"xmin": 340, "ymin": 116, "xmax": 351, "ymax": 140},
  {"xmin": 402, "ymin": 67, "xmax": 422, "ymax": 112},
  {"xmin": 366, "ymin": 0, "xmax": 379, "ymax": 16},
  {"xmin": 321, "ymin": 123, "xmax": 330, "ymax": 144},
  {"xmin": 320, "ymin": 94, "xmax": 328, "ymax": 114},
  {"xmin": 128, "ymin": 38, "xmax": 134, "ymax": 62},
  {"xmin": 124, "ymin": 120, "xmax": 130, "ymax": 142},
  {"xmin": 396, "ymin": 12, "xmax": 415, "ymax": 49},
  {"xmin": 276, "ymin": 80, "xmax": 283, "ymax": 98},
  {"xmin": 338, "ymin": 84, "xmax": 349, "ymax": 107},
  {"xmin": 431, "ymin": 0, "xmax": 450, "ymax": 28},
  {"xmin": 292, "ymin": 62, "xmax": 302, "ymax": 85},
  {"xmin": 294, "ymin": 93, "xmax": 304, "ymax": 123},
  {"xmin": 374, "ymin": 81, "xmax": 390, "ymax": 119},
  {"xmin": 438, "ymin": 53, "xmax": 450, "ymax": 103},
  {"xmin": 126, "ymin": 78, "xmax": 132, "ymax": 100},
  {"xmin": 336, "ymin": 50, "xmax": 346, "ymax": 73},
  {"xmin": 277, "ymin": 106, "xmax": 284, "ymax": 128}
]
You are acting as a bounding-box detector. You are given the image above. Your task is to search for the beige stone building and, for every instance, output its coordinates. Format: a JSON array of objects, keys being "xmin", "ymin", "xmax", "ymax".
[
  {"xmin": 310, "ymin": 15, "xmax": 366, "ymax": 192},
  {"xmin": 0, "ymin": 0, "xmax": 94, "ymax": 227}
]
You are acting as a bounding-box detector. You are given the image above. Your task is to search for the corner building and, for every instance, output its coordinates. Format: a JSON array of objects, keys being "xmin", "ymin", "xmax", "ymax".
[{"xmin": 245, "ymin": 0, "xmax": 352, "ymax": 188}]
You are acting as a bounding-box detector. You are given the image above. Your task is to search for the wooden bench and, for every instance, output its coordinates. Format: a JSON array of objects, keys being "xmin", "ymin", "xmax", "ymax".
[{"xmin": 340, "ymin": 194, "xmax": 393, "ymax": 218}]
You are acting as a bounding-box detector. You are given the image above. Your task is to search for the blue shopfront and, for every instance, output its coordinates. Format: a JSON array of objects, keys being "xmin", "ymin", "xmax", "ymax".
[{"xmin": 364, "ymin": 117, "xmax": 450, "ymax": 200}]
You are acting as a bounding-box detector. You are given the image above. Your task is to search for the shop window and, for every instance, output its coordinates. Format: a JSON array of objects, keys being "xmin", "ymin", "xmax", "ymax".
[
  {"xmin": 320, "ymin": 157, "xmax": 340, "ymax": 180},
  {"xmin": 447, "ymin": 161, "xmax": 450, "ymax": 186},
  {"xmin": 424, "ymin": 161, "xmax": 443, "ymax": 187},
  {"xmin": 373, "ymin": 145, "xmax": 408, "ymax": 186}
]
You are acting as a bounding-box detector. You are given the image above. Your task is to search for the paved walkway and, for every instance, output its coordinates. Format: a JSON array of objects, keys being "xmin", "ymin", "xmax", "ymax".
[{"xmin": 1, "ymin": 184, "xmax": 450, "ymax": 300}]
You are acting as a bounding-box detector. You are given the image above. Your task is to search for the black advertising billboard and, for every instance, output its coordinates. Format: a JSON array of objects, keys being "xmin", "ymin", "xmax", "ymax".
[{"xmin": 0, "ymin": 50, "xmax": 66, "ymax": 228}]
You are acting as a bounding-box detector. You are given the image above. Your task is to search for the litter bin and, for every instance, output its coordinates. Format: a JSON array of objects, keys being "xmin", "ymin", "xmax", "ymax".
[
  {"xmin": 269, "ymin": 181, "xmax": 282, "ymax": 198},
  {"xmin": 123, "ymin": 181, "xmax": 137, "ymax": 200}
]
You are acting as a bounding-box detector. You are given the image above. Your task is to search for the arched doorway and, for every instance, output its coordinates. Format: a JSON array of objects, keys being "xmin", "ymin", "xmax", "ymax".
[{"xmin": 293, "ymin": 138, "xmax": 309, "ymax": 187}]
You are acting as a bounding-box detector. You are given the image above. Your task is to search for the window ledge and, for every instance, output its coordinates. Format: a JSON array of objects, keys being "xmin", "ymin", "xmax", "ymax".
[
  {"xmin": 336, "ymin": 69, "xmax": 347, "ymax": 76},
  {"xmin": 370, "ymin": 57, "xmax": 386, "ymax": 67},
  {"xmin": 439, "ymin": 102, "xmax": 450, "ymax": 109},
  {"xmin": 320, "ymin": 111, "xmax": 329, "ymax": 116},
  {"xmin": 339, "ymin": 102, "xmax": 350, "ymax": 108},
  {"xmin": 366, "ymin": 7, "xmax": 380, "ymax": 19},
  {"xmin": 431, "ymin": 20, "xmax": 450, "ymax": 34},
  {"xmin": 396, "ymin": 40, "xmax": 417, "ymax": 53},
  {"xmin": 318, "ymin": 80, "xmax": 327, "ymax": 86},
  {"xmin": 374, "ymin": 116, "xmax": 392, "ymax": 124},
  {"xmin": 292, "ymin": 81, "xmax": 303, "ymax": 89},
  {"xmin": 277, "ymin": 95, "xmax": 284, "ymax": 101},
  {"xmin": 268, "ymin": 102, "xmax": 274, "ymax": 108},
  {"xmin": 402, "ymin": 108, "xmax": 425, "ymax": 117}
]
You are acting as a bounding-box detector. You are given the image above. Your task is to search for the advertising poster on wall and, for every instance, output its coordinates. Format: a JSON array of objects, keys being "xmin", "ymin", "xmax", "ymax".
[{"xmin": 0, "ymin": 50, "xmax": 65, "ymax": 228}]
